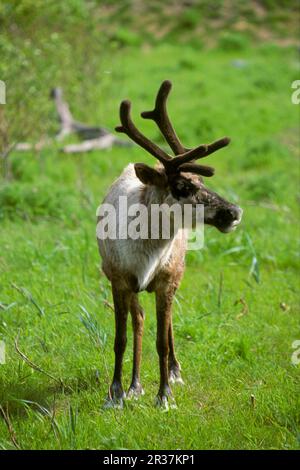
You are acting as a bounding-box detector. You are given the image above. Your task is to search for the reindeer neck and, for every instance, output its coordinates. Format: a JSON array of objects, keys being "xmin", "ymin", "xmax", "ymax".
[{"xmin": 138, "ymin": 184, "xmax": 181, "ymax": 249}]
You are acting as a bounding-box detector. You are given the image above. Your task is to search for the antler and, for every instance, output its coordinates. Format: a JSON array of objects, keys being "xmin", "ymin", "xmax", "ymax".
[
  {"xmin": 141, "ymin": 80, "xmax": 230, "ymax": 166},
  {"xmin": 115, "ymin": 100, "xmax": 172, "ymax": 166},
  {"xmin": 141, "ymin": 80, "xmax": 186, "ymax": 155},
  {"xmin": 115, "ymin": 81, "xmax": 231, "ymax": 177}
]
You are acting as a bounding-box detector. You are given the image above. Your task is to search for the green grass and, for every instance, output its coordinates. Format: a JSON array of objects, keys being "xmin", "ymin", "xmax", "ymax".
[{"xmin": 0, "ymin": 8, "xmax": 300, "ymax": 449}]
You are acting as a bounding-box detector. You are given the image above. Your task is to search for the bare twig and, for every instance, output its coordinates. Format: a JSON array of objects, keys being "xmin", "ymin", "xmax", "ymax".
[
  {"xmin": 0, "ymin": 105, "xmax": 42, "ymax": 178},
  {"xmin": 11, "ymin": 283, "xmax": 45, "ymax": 317},
  {"xmin": 14, "ymin": 333, "xmax": 63, "ymax": 387},
  {"xmin": 103, "ymin": 299, "xmax": 114, "ymax": 312},
  {"xmin": 217, "ymin": 272, "xmax": 223, "ymax": 309},
  {"xmin": 61, "ymin": 135, "xmax": 132, "ymax": 153},
  {"xmin": 62, "ymin": 135, "xmax": 115, "ymax": 153},
  {"xmin": 15, "ymin": 135, "xmax": 52, "ymax": 152},
  {"xmin": 235, "ymin": 298, "xmax": 249, "ymax": 319},
  {"xmin": 0, "ymin": 403, "xmax": 21, "ymax": 450}
]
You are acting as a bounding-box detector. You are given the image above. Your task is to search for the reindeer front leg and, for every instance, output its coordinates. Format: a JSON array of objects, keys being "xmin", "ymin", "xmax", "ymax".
[
  {"xmin": 127, "ymin": 294, "xmax": 145, "ymax": 399},
  {"xmin": 155, "ymin": 286, "xmax": 176, "ymax": 409},
  {"xmin": 105, "ymin": 284, "xmax": 130, "ymax": 408},
  {"xmin": 168, "ymin": 319, "xmax": 184, "ymax": 385}
]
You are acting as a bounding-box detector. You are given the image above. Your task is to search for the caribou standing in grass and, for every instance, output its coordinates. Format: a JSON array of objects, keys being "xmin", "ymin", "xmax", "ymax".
[{"xmin": 97, "ymin": 80, "xmax": 242, "ymax": 408}]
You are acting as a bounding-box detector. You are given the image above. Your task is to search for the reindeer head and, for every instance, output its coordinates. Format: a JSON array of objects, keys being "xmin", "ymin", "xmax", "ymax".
[{"xmin": 116, "ymin": 80, "xmax": 242, "ymax": 233}]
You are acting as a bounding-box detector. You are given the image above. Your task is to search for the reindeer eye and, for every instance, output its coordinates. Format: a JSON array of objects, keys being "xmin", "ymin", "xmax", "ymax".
[{"xmin": 172, "ymin": 182, "xmax": 191, "ymax": 199}]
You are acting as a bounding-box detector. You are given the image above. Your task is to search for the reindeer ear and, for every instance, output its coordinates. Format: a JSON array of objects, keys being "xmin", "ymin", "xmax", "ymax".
[{"xmin": 134, "ymin": 163, "xmax": 167, "ymax": 188}]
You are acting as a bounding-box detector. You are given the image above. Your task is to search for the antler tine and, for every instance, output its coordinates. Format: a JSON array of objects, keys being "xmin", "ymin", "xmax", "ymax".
[
  {"xmin": 179, "ymin": 163, "xmax": 215, "ymax": 177},
  {"xmin": 115, "ymin": 100, "xmax": 172, "ymax": 165},
  {"xmin": 171, "ymin": 137, "xmax": 230, "ymax": 170},
  {"xmin": 141, "ymin": 80, "xmax": 187, "ymax": 155},
  {"xmin": 204, "ymin": 137, "xmax": 231, "ymax": 156}
]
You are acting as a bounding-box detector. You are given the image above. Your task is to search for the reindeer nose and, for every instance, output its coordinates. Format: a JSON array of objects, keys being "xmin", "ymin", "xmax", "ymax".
[
  {"xmin": 230, "ymin": 206, "xmax": 243, "ymax": 223},
  {"xmin": 216, "ymin": 206, "xmax": 243, "ymax": 231}
]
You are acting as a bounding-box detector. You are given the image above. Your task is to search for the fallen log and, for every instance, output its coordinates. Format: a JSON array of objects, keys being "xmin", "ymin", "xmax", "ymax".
[{"xmin": 15, "ymin": 87, "xmax": 131, "ymax": 153}]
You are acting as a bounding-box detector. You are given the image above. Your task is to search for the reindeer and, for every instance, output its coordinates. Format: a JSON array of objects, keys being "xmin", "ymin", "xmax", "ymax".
[{"xmin": 97, "ymin": 80, "xmax": 242, "ymax": 409}]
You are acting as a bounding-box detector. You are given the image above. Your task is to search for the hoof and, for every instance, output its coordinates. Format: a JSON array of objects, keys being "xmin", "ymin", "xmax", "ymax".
[
  {"xmin": 103, "ymin": 382, "xmax": 126, "ymax": 409},
  {"xmin": 103, "ymin": 395, "xmax": 125, "ymax": 409},
  {"xmin": 127, "ymin": 383, "xmax": 145, "ymax": 400},
  {"xmin": 169, "ymin": 366, "xmax": 184, "ymax": 385},
  {"xmin": 155, "ymin": 387, "xmax": 177, "ymax": 411},
  {"xmin": 155, "ymin": 395, "xmax": 177, "ymax": 411},
  {"xmin": 169, "ymin": 370, "xmax": 184, "ymax": 385}
]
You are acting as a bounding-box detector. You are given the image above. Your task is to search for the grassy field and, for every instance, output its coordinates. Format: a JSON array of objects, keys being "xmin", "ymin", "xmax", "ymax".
[{"xmin": 0, "ymin": 2, "xmax": 299, "ymax": 450}]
